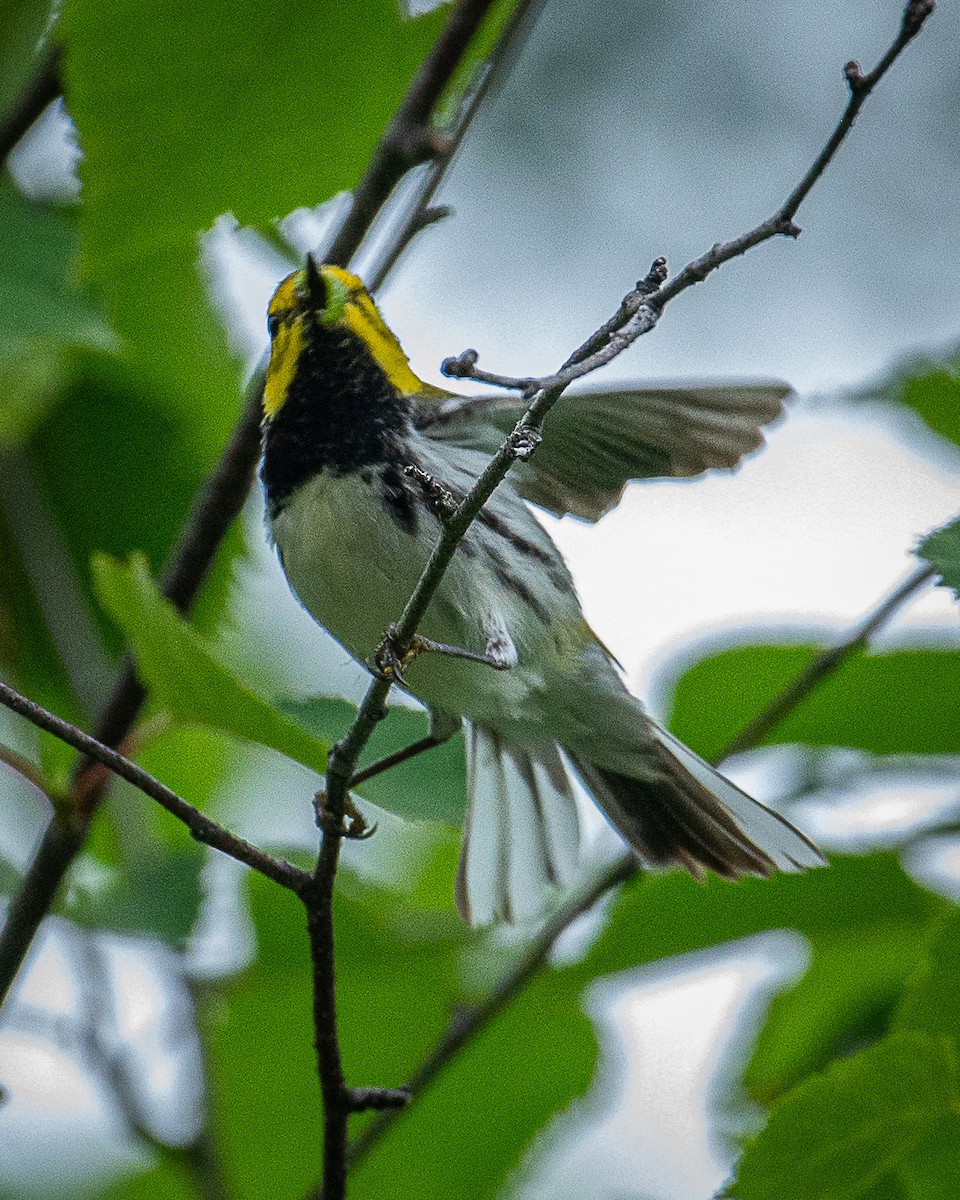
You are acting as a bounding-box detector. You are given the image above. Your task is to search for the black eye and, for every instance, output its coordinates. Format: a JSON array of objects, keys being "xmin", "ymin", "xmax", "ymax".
[{"xmin": 267, "ymin": 312, "xmax": 280, "ymax": 338}]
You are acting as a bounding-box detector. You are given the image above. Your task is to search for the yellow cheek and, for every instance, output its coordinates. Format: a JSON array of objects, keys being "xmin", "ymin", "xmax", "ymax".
[{"xmin": 263, "ymin": 320, "xmax": 305, "ymax": 419}]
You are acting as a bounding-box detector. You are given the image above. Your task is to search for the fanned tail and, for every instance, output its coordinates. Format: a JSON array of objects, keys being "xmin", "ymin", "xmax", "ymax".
[
  {"xmin": 569, "ymin": 724, "xmax": 823, "ymax": 880},
  {"xmin": 456, "ymin": 722, "xmax": 582, "ymax": 926}
]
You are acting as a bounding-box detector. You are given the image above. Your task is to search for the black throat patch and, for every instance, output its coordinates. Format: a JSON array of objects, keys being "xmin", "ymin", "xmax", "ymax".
[{"xmin": 261, "ymin": 321, "xmax": 414, "ymax": 516}]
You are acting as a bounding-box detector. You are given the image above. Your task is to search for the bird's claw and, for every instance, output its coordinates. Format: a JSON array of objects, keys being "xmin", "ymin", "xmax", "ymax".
[
  {"xmin": 314, "ymin": 792, "xmax": 377, "ymax": 840},
  {"xmin": 373, "ymin": 623, "xmax": 414, "ymax": 684}
]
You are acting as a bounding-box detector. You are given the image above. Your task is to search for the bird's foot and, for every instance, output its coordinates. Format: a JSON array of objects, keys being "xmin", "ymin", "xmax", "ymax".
[
  {"xmin": 314, "ymin": 792, "xmax": 377, "ymax": 840},
  {"xmin": 374, "ymin": 624, "xmax": 512, "ymax": 684}
]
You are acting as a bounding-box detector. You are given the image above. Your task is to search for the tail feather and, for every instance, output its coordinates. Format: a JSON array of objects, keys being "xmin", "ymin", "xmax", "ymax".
[
  {"xmin": 456, "ymin": 723, "xmax": 582, "ymax": 925},
  {"xmin": 570, "ymin": 724, "xmax": 823, "ymax": 879}
]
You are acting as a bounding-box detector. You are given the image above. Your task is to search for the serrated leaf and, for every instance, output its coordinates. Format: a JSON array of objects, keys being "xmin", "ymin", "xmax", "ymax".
[
  {"xmin": 92, "ymin": 552, "xmax": 329, "ymax": 775},
  {"xmin": 917, "ymin": 516, "xmax": 960, "ymax": 600},
  {"xmin": 666, "ymin": 644, "xmax": 960, "ymax": 762},
  {"xmin": 726, "ymin": 1032, "xmax": 959, "ymax": 1200}
]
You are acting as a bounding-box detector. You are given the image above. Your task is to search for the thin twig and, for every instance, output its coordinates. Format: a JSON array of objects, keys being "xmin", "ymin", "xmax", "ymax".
[
  {"xmin": 0, "ymin": 679, "xmax": 307, "ymax": 898},
  {"xmin": 349, "ymin": 732, "xmax": 451, "ymax": 788},
  {"xmin": 718, "ymin": 563, "xmax": 936, "ymax": 760},
  {"xmin": 369, "ymin": 0, "xmax": 547, "ymax": 292},
  {"xmin": 347, "ymin": 856, "xmax": 638, "ymax": 1169},
  {"xmin": 323, "ymin": 0, "xmax": 498, "ymax": 269},
  {"xmin": 0, "ymin": 43, "xmax": 61, "ymax": 163},
  {"xmin": 0, "ymin": 0, "xmax": 504, "ymax": 1013},
  {"xmin": 315, "ymin": 7, "xmax": 937, "ymax": 1169},
  {"xmin": 346, "ymin": 553, "xmax": 939, "ymax": 1167},
  {"xmin": 445, "ymin": 1, "xmax": 935, "ymax": 398}
]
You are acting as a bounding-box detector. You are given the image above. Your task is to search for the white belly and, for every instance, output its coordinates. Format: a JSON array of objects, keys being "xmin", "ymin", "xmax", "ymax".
[{"xmin": 270, "ymin": 470, "xmax": 547, "ymax": 726}]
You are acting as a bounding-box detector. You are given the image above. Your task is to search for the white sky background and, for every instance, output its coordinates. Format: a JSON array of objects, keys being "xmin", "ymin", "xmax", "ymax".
[{"xmin": 4, "ymin": 0, "xmax": 960, "ymax": 1196}]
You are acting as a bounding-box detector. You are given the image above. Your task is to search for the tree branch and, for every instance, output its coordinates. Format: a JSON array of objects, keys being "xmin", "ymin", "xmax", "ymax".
[
  {"xmin": 0, "ymin": 0, "xmax": 513, "ymax": 1017},
  {"xmin": 303, "ymin": 4, "xmax": 937, "ymax": 1175},
  {"xmin": 446, "ymin": 0, "xmax": 935, "ymax": 396},
  {"xmin": 347, "ymin": 554, "xmax": 939, "ymax": 1169},
  {"xmin": 0, "ymin": 678, "xmax": 307, "ymax": 899},
  {"xmin": 718, "ymin": 562, "xmax": 936, "ymax": 760}
]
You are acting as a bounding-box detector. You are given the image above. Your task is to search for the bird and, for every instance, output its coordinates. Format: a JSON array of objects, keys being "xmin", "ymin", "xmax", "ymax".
[{"xmin": 259, "ymin": 257, "xmax": 823, "ymax": 924}]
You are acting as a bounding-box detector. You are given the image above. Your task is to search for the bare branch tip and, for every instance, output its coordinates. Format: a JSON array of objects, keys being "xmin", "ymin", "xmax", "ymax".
[
  {"xmin": 902, "ymin": 0, "xmax": 935, "ymax": 36},
  {"xmin": 637, "ymin": 256, "xmax": 668, "ymax": 295},
  {"xmin": 843, "ymin": 59, "xmax": 866, "ymax": 95},
  {"xmin": 441, "ymin": 348, "xmax": 479, "ymax": 379}
]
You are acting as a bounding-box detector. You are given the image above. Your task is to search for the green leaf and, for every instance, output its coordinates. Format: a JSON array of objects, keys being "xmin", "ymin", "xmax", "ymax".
[
  {"xmin": 86, "ymin": 1162, "xmax": 197, "ymax": 1199},
  {"xmin": 893, "ymin": 907, "xmax": 960, "ymax": 1047},
  {"xmin": 58, "ymin": 0, "xmax": 451, "ymax": 450},
  {"xmin": 0, "ymin": 183, "xmax": 113, "ymax": 447},
  {"xmin": 899, "ymin": 369, "xmax": 960, "ymax": 451},
  {"xmin": 211, "ymin": 873, "xmax": 468, "ymax": 1200},
  {"xmin": 286, "ymin": 697, "xmax": 468, "ymax": 824},
  {"xmin": 67, "ymin": 841, "xmax": 205, "ymax": 945},
  {"xmin": 746, "ymin": 924, "xmax": 926, "ymax": 1104},
  {"xmin": 899, "ymin": 1116, "xmax": 960, "ymax": 1199},
  {"xmin": 917, "ymin": 516, "xmax": 960, "ymax": 600},
  {"xmin": 0, "ymin": 1, "xmax": 53, "ymax": 119},
  {"xmin": 575, "ymin": 854, "xmax": 942, "ymax": 985},
  {"xmin": 726, "ymin": 1032, "xmax": 959, "ymax": 1200},
  {"xmin": 92, "ymin": 552, "xmax": 329, "ymax": 775},
  {"xmin": 666, "ymin": 644, "xmax": 960, "ymax": 761}
]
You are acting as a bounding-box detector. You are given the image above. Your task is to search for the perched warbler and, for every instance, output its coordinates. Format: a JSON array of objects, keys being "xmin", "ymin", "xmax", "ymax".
[{"xmin": 261, "ymin": 258, "xmax": 822, "ymax": 923}]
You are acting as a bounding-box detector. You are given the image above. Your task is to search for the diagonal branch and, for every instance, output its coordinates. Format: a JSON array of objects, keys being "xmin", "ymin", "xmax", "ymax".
[
  {"xmin": 0, "ymin": 678, "xmax": 307, "ymax": 893},
  {"xmin": 0, "ymin": 0, "xmax": 514, "ymax": 1017},
  {"xmin": 447, "ymin": 0, "xmax": 936, "ymax": 398},
  {"xmin": 299, "ymin": 2, "xmax": 938, "ymax": 1179},
  {"xmin": 347, "ymin": 553, "xmax": 938, "ymax": 1168}
]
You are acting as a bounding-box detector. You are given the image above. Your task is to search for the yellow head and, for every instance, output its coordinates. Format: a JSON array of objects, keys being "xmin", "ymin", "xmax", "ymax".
[{"xmin": 262, "ymin": 259, "xmax": 424, "ymax": 420}]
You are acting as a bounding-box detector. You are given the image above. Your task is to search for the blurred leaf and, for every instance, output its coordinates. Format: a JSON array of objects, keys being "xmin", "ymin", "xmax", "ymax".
[
  {"xmin": 746, "ymin": 925, "xmax": 924, "ymax": 1104},
  {"xmin": 93, "ymin": 552, "xmax": 328, "ymax": 774},
  {"xmin": 573, "ymin": 854, "xmax": 943, "ymax": 985},
  {"xmin": 666, "ymin": 643, "xmax": 960, "ymax": 761},
  {"xmin": 725, "ymin": 1032, "xmax": 959, "ymax": 1200},
  {"xmin": 211, "ymin": 873, "xmax": 467, "ymax": 1200},
  {"xmin": 917, "ymin": 516, "xmax": 960, "ymax": 601},
  {"xmin": 899, "ymin": 369, "xmax": 960, "ymax": 451},
  {"xmin": 66, "ymin": 840, "xmax": 205, "ymax": 945},
  {"xmin": 0, "ymin": 182, "xmax": 113, "ymax": 447},
  {"xmin": 893, "ymin": 906, "xmax": 960, "ymax": 1047},
  {"xmin": 0, "ymin": 0, "xmax": 53, "ymax": 122},
  {"xmin": 28, "ymin": 347, "xmax": 242, "ymax": 647},
  {"xmin": 87, "ymin": 1162, "xmax": 197, "ymax": 1199},
  {"xmin": 351, "ymin": 972, "xmax": 595, "ymax": 1200},
  {"xmin": 64, "ymin": 727, "xmax": 234, "ymax": 942},
  {"xmin": 58, "ymin": 0, "xmax": 450, "ymax": 453},
  {"xmin": 0, "ymin": 498, "xmax": 81, "ymax": 721},
  {"xmin": 287, "ymin": 697, "xmax": 468, "ymax": 824},
  {"xmin": 899, "ymin": 1117, "xmax": 960, "ymax": 1199}
]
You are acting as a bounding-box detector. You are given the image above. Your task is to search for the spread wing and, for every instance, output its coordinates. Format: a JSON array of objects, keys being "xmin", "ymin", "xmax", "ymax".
[{"xmin": 415, "ymin": 383, "xmax": 789, "ymax": 522}]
